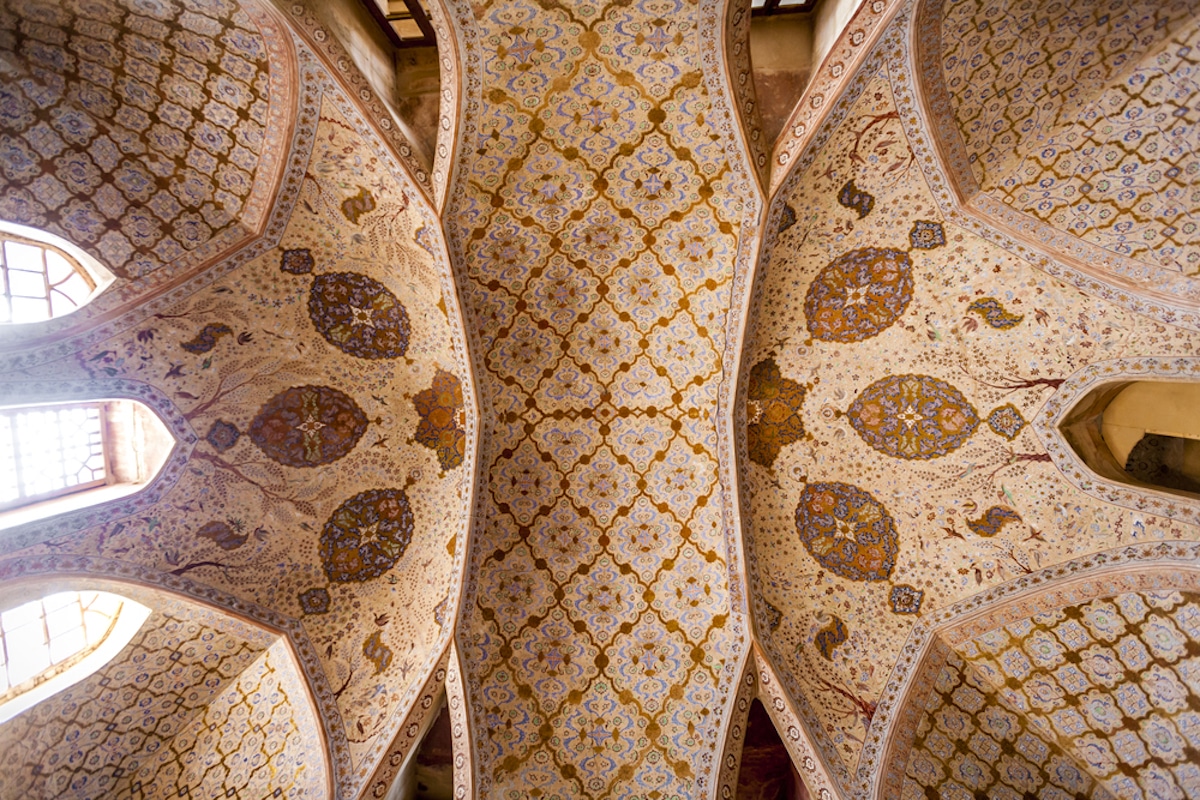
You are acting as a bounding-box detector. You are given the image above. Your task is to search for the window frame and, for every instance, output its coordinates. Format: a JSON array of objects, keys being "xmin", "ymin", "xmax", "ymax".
[
  {"xmin": 0, "ymin": 401, "xmax": 114, "ymax": 514},
  {"xmin": 0, "ymin": 230, "xmax": 99, "ymax": 324},
  {"xmin": 0, "ymin": 220, "xmax": 114, "ymax": 327},
  {"xmin": 0, "ymin": 590, "xmax": 150, "ymax": 724}
]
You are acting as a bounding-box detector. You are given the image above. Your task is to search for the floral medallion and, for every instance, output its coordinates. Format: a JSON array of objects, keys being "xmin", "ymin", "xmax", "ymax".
[
  {"xmin": 280, "ymin": 248, "xmax": 315, "ymax": 275},
  {"xmin": 986, "ymin": 403, "xmax": 1027, "ymax": 440},
  {"xmin": 795, "ymin": 481, "xmax": 898, "ymax": 582},
  {"xmin": 308, "ymin": 272, "xmax": 410, "ymax": 359},
  {"xmin": 205, "ymin": 420, "xmax": 240, "ymax": 453},
  {"xmin": 890, "ymin": 584, "xmax": 924, "ymax": 614},
  {"xmin": 413, "ymin": 368, "xmax": 467, "ymax": 471},
  {"xmin": 298, "ymin": 587, "xmax": 330, "ymax": 615},
  {"xmin": 320, "ymin": 488, "xmax": 414, "ymax": 584},
  {"xmin": 746, "ymin": 357, "xmax": 806, "ymax": 468},
  {"xmin": 805, "ymin": 247, "xmax": 914, "ymax": 343},
  {"xmin": 846, "ymin": 374, "xmax": 979, "ymax": 460},
  {"xmin": 908, "ymin": 219, "xmax": 946, "ymax": 249},
  {"xmin": 248, "ymin": 385, "xmax": 369, "ymax": 468}
]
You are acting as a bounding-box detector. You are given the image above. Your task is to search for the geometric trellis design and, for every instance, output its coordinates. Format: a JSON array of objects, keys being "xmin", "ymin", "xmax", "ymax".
[
  {"xmin": 120, "ymin": 640, "xmax": 326, "ymax": 798},
  {"xmin": 902, "ymin": 590, "xmax": 1200, "ymax": 800},
  {"xmin": 0, "ymin": 604, "xmax": 274, "ymax": 799},
  {"xmin": 443, "ymin": 0, "xmax": 757, "ymax": 795}
]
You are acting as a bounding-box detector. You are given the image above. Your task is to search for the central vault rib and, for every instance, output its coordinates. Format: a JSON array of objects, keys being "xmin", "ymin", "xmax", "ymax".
[{"xmin": 442, "ymin": 0, "xmax": 761, "ymax": 796}]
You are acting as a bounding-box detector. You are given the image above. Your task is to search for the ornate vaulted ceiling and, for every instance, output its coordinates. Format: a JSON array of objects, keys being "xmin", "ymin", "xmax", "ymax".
[{"xmin": 0, "ymin": 0, "xmax": 1198, "ymax": 799}]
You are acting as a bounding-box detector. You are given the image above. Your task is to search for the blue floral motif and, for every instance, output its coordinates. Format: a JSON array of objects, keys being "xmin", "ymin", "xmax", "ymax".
[
  {"xmin": 805, "ymin": 248, "xmax": 914, "ymax": 343},
  {"xmin": 890, "ymin": 584, "xmax": 924, "ymax": 614},
  {"xmin": 987, "ymin": 403, "xmax": 1027, "ymax": 440},
  {"xmin": 795, "ymin": 481, "xmax": 899, "ymax": 582},
  {"xmin": 298, "ymin": 587, "xmax": 331, "ymax": 615},
  {"xmin": 909, "ymin": 219, "xmax": 946, "ymax": 249},
  {"xmin": 320, "ymin": 489, "xmax": 414, "ymax": 583},
  {"xmin": 847, "ymin": 374, "xmax": 979, "ymax": 460},
  {"xmin": 205, "ymin": 419, "xmax": 241, "ymax": 453}
]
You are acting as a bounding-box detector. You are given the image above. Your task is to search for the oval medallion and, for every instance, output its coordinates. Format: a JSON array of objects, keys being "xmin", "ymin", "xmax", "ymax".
[
  {"xmin": 795, "ymin": 482, "xmax": 898, "ymax": 582},
  {"xmin": 846, "ymin": 374, "xmax": 978, "ymax": 460},
  {"xmin": 248, "ymin": 385, "xmax": 369, "ymax": 467},
  {"xmin": 805, "ymin": 247, "xmax": 913, "ymax": 343},
  {"xmin": 320, "ymin": 489, "xmax": 414, "ymax": 583},
  {"xmin": 308, "ymin": 272, "xmax": 410, "ymax": 359}
]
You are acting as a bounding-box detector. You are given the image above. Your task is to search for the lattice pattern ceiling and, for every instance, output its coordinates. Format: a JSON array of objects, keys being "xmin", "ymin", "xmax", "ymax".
[{"xmin": 443, "ymin": 0, "xmax": 757, "ymax": 794}]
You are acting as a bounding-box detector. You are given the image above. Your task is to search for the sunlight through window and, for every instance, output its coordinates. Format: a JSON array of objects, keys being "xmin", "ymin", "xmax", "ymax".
[
  {"xmin": 0, "ymin": 404, "xmax": 109, "ymax": 511},
  {"xmin": 0, "ymin": 231, "xmax": 97, "ymax": 324},
  {"xmin": 0, "ymin": 591, "xmax": 150, "ymax": 723}
]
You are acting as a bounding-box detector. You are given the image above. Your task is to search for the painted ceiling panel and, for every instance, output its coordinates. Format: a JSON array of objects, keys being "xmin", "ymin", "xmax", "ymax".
[
  {"xmin": 741, "ymin": 7, "xmax": 1200, "ymax": 794},
  {"xmin": 1, "ymin": 0, "xmax": 1200, "ymax": 797},
  {"xmin": 118, "ymin": 638, "xmax": 328, "ymax": 799},
  {"xmin": 921, "ymin": 0, "xmax": 1200, "ymax": 313},
  {"xmin": 0, "ymin": 34, "xmax": 476, "ymax": 797},
  {"xmin": 443, "ymin": 0, "xmax": 758, "ymax": 796}
]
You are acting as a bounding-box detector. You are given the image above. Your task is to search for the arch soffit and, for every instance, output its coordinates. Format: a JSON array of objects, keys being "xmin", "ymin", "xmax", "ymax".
[
  {"xmin": 714, "ymin": 646, "xmax": 845, "ymax": 800},
  {"xmin": 867, "ymin": 541, "xmax": 1200, "ymax": 800},
  {"xmin": 0, "ymin": 0, "xmax": 298, "ymax": 346},
  {"xmin": 1034, "ymin": 357, "xmax": 1200, "ymax": 526},
  {"xmin": 908, "ymin": 0, "xmax": 1200, "ymax": 327},
  {"xmin": 0, "ymin": 379, "xmax": 195, "ymax": 556},
  {"xmin": 0, "ymin": 555, "xmax": 347, "ymax": 798}
]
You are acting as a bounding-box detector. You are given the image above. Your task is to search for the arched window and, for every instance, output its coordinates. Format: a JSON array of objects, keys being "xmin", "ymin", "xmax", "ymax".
[
  {"xmin": 0, "ymin": 222, "xmax": 112, "ymax": 324},
  {"xmin": 0, "ymin": 400, "xmax": 175, "ymax": 530},
  {"xmin": 0, "ymin": 590, "xmax": 150, "ymax": 724},
  {"xmin": 1060, "ymin": 381, "xmax": 1200, "ymax": 501}
]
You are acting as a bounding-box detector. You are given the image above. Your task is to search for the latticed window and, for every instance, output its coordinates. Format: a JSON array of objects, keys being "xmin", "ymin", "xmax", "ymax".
[
  {"xmin": 0, "ymin": 591, "xmax": 124, "ymax": 702},
  {"xmin": 0, "ymin": 231, "xmax": 97, "ymax": 324},
  {"xmin": 0, "ymin": 403, "xmax": 110, "ymax": 512}
]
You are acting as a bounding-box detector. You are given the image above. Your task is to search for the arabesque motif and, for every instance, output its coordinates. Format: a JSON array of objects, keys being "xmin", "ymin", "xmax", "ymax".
[
  {"xmin": 248, "ymin": 385, "xmax": 369, "ymax": 468},
  {"xmin": 795, "ymin": 482, "xmax": 899, "ymax": 582},
  {"xmin": 746, "ymin": 357, "xmax": 807, "ymax": 468},
  {"xmin": 320, "ymin": 489, "xmax": 415, "ymax": 584},
  {"xmin": 805, "ymin": 248, "xmax": 914, "ymax": 343},
  {"xmin": 308, "ymin": 272, "xmax": 410, "ymax": 360},
  {"xmin": 412, "ymin": 369, "xmax": 467, "ymax": 471},
  {"xmin": 846, "ymin": 374, "xmax": 979, "ymax": 460}
]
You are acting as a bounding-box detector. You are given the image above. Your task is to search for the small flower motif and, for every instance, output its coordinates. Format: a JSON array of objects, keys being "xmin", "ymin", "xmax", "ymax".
[
  {"xmin": 987, "ymin": 403, "xmax": 1027, "ymax": 439},
  {"xmin": 205, "ymin": 419, "xmax": 241, "ymax": 452},
  {"xmin": 298, "ymin": 587, "xmax": 331, "ymax": 615},
  {"xmin": 890, "ymin": 584, "xmax": 924, "ymax": 614},
  {"xmin": 909, "ymin": 219, "xmax": 946, "ymax": 249}
]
